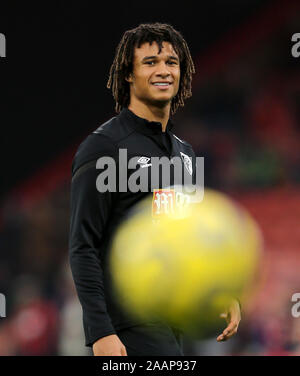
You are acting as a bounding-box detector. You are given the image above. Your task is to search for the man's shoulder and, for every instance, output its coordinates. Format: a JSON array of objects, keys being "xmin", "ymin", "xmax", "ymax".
[
  {"xmin": 72, "ymin": 115, "xmax": 125, "ymax": 174},
  {"xmin": 93, "ymin": 115, "xmax": 121, "ymax": 138},
  {"xmin": 169, "ymin": 131, "xmax": 194, "ymax": 151},
  {"xmin": 93, "ymin": 112, "xmax": 134, "ymax": 142}
]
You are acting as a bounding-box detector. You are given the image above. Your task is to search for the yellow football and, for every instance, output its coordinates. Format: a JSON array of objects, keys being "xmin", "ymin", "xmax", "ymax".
[{"xmin": 110, "ymin": 188, "xmax": 262, "ymax": 337}]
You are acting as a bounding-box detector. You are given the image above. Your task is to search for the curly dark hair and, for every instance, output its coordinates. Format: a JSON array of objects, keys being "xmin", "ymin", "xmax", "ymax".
[{"xmin": 107, "ymin": 23, "xmax": 195, "ymax": 115}]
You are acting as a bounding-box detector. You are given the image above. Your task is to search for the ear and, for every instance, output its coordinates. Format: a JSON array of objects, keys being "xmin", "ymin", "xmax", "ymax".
[{"xmin": 125, "ymin": 73, "xmax": 134, "ymax": 83}]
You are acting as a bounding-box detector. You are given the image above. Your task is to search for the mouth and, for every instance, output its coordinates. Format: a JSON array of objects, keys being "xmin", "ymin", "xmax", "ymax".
[{"xmin": 152, "ymin": 82, "xmax": 173, "ymax": 90}]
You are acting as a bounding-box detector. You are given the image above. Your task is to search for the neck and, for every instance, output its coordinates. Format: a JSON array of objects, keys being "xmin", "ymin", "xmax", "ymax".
[{"xmin": 128, "ymin": 100, "xmax": 171, "ymax": 132}]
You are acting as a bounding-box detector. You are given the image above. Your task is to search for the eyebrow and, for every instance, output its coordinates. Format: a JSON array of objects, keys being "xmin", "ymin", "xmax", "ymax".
[{"xmin": 141, "ymin": 55, "xmax": 179, "ymax": 62}]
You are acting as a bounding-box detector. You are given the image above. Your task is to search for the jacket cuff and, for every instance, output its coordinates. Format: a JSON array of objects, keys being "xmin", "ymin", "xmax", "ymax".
[{"xmin": 85, "ymin": 319, "xmax": 116, "ymax": 347}]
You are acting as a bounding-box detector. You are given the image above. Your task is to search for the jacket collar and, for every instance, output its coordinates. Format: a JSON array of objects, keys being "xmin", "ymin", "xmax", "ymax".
[{"xmin": 119, "ymin": 107, "xmax": 174, "ymax": 136}]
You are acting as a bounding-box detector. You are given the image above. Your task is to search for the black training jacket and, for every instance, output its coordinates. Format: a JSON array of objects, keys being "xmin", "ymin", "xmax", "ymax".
[{"xmin": 69, "ymin": 107, "xmax": 198, "ymax": 347}]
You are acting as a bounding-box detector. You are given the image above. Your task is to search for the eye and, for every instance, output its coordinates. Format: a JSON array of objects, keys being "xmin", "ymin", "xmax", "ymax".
[
  {"xmin": 145, "ymin": 61, "xmax": 155, "ymax": 65},
  {"xmin": 167, "ymin": 60, "xmax": 178, "ymax": 65}
]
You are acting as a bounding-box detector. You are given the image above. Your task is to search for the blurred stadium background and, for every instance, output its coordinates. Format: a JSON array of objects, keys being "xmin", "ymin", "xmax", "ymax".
[{"xmin": 0, "ymin": 0, "xmax": 300, "ymax": 355}]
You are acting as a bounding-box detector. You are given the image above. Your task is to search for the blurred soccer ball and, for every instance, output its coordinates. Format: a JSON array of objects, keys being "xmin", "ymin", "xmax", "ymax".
[{"xmin": 110, "ymin": 188, "xmax": 262, "ymax": 337}]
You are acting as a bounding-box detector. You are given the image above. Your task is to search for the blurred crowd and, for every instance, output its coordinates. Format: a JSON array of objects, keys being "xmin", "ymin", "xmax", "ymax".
[{"xmin": 0, "ymin": 16, "xmax": 299, "ymax": 356}]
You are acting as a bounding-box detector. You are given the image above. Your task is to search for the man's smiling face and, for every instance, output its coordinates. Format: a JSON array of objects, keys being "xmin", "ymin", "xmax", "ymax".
[{"xmin": 127, "ymin": 41, "xmax": 180, "ymax": 108}]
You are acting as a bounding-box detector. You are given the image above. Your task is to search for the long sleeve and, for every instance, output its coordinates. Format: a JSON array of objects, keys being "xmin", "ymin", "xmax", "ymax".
[{"xmin": 69, "ymin": 134, "xmax": 117, "ymax": 347}]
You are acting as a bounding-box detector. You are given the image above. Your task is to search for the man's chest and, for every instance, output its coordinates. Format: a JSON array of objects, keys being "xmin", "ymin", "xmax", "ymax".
[{"xmin": 115, "ymin": 133, "xmax": 195, "ymax": 192}]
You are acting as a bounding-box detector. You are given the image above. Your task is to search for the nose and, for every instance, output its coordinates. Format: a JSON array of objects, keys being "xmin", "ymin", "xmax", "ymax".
[{"xmin": 155, "ymin": 61, "xmax": 171, "ymax": 78}]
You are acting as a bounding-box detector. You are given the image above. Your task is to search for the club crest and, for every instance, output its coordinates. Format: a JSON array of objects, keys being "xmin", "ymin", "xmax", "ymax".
[{"xmin": 180, "ymin": 152, "xmax": 193, "ymax": 176}]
